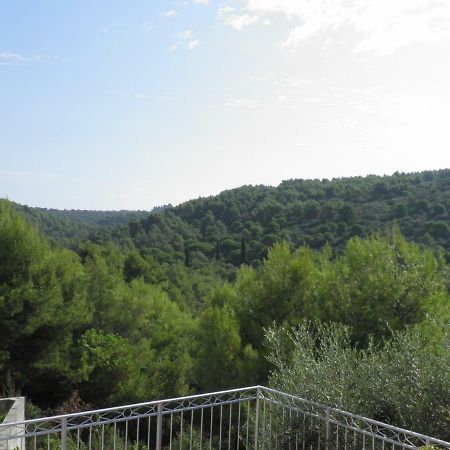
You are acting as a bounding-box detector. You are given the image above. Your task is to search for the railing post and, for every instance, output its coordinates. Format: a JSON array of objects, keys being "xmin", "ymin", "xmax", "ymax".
[
  {"xmin": 156, "ymin": 402, "xmax": 163, "ymax": 450},
  {"xmin": 254, "ymin": 387, "xmax": 260, "ymax": 450},
  {"xmin": 61, "ymin": 417, "xmax": 67, "ymax": 450},
  {"xmin": 325, "ymin": 407, "xmax": 330, "ymax": 450}
]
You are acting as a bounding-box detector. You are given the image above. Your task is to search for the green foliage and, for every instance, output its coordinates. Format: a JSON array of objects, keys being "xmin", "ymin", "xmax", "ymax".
[
  {"xmin": 0, "ymin": 200, "xmax": 194, "ymax": 408},
  {"xmin": 171, "ymin": 421, "xmax": 220, "ymax": 450},
  {"xmin": 193, "ymin": 304, "xmax": 258, "ymax": 391},
  {"xmin": 78, "ymin": 329, "xmax": 148, "ymax": 405},
  {"xmin": 267, "ymin": 320, "xmax": 450, "ymax": 440},
  {"xmin": 47, "ymin": 426, "xmax": 142, "ymax": 450},
  {"xmin": 15, "ymin": 203, "xmax": 153, "ymax": 248},
  {"xmin": 12, "ymin": 170, "xmax": 450, "ymax": 269},
  {"xmin": 0, "ymin": 201, "xmax": 90, "ymax": 405},
  {"xmin": 120, "ymin": 169, "xmax": 450, "ymax": 268},
  {"xmin": 194, "ymin": 305, "xmax": 240, "ymax": 390},
  {"xmin": 0, "ymin": 170, "xmax": 449, "ymax": 441},
  {"xmin": 329, "ymin": 228, "xmax": 448, "ymax": 344},
  {"xmin": 229, "ymin": 230, "xmax": 448, "ymax": 353}
]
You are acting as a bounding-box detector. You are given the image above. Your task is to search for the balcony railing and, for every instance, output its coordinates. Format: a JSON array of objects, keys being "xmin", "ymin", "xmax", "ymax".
[{"xmin": 0, "ymin": 386, "xmax": 449, "ymax": 450}]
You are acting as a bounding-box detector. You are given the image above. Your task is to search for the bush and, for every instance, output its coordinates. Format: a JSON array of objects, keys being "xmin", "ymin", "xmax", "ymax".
[{"xmin": 266, "ymin": 320, "xmax": 450, "ymax": 441}]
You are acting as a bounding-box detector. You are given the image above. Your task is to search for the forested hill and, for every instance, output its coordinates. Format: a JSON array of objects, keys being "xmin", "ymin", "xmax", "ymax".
[
  {"xmin": 13, "ymin": 205, "xmax": 157, "ymax": 247},
  {"xmin": 127, "ymin": 169, "xmax": 450, "ymax": 266},
  {"xmin": 1, "ymin": 172, "xmax": 450, "ymax": 439},
  {"xmin": 11, "ymin": 169, "xmax": 450, "ymax": 266}
]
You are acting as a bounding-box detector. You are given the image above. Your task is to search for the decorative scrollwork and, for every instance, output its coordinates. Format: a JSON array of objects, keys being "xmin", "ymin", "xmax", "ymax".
[{"xmin": 1, "ymin": 386, "xmax": 448, "ymax": 449}]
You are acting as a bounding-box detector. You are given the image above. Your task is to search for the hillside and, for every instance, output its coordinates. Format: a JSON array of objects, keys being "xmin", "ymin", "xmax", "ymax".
[
  {"xmin": 126, "ymin": 169, "xmax": 450, "ymax": 266},
  {"xmin": 14, "ymin": 205, "xmax": 155, "ymax": 248},
  {"xmin": 13, "ymin": 170, "xmax": 449, "ymax": 267},
  {"xmin": 1, "ymin": 173, "xmax": 450, "ymax": 439}
]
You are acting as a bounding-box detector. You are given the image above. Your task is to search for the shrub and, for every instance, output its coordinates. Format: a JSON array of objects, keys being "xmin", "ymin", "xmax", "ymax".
[{"xmin": 266, "ymin": 320, "xmax": 450, "ymax": 441}]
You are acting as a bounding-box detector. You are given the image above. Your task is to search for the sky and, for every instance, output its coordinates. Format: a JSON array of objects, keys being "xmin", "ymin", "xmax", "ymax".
[{"xmin": 1, "ymin": 0, "xmax": 450, "ymax": 210}]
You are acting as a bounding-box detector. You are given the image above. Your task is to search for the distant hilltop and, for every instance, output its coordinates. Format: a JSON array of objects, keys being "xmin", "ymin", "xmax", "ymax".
[{"xmin": 4, "ymin": 169, "xmax": 449, "ymax": 266}]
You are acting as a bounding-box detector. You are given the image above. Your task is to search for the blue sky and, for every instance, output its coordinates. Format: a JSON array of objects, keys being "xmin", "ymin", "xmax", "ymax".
[{"xmin": 1, "ymin": 0, "xmax": 450, "ymax": 209}]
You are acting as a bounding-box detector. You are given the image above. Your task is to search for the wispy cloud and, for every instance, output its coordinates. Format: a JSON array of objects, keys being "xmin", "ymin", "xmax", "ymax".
[
  {"xmin": 192, "ymin": 0, "xmax": 209, "ymax": 5},
  {"xmin": 170, "ymin": 30, "xmax": 200, "ymax": 52},
  {"xmin": 225, "ymin": 96, "xmax": 271, "ymax": 110},
  {"xmin": 222, "ymin": 0, "xmax": 450, "ymax": 54},
  {"xmin": 188, "ymin": 39, "xmax": 200, "ymax": 50},
  {"xmin": 175, "ymin": 30, "xmax": 193, "ymax": 39},
  {"xmin": 244, "ymin": 71, "xmax": 450, "ymax": 135},
  {"xmin": 225, "ymin": 13, "xmax": 260, "ymax": 31},
  {"xmin": 218, "ymin": 6, "xmax": 260, "ymax": 31},
  {"xmin": 0, "ymin": 51, "xmax": 52, "ymax": 66},
  {"xmin": 163, "ymin": 10, "xmax": 179, "ymax": 17},
  {"xmin": 111, "ymin": 89, "xmax": 148, "ymax": 100}
]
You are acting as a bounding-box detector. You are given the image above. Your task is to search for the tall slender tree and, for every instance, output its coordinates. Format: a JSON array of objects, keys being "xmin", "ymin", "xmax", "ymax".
[{"xmin": 240, "ymin": 237, "xmax": 247, "ymax": 265}]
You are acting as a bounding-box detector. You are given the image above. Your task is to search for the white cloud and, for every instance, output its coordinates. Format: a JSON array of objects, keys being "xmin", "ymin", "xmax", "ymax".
[
  {"xmin": 175, "ymin": 30, "xmax": 193, "ymax": 39},
  {"xmin": 169, "ymin": 30, "xmax": 200, "ymax": 52},
  {"xmin": 225, "ymin": 96, "xmax": 270, "ymax": 110},
  {"xmin": 0, "ymin": 51, "xmax": 28, "ymax": 65},
  {"xmin": 218, "ymin": 5, "xmax": 235, "ymax": 17},
  {"xmin": 0, "ymin": 51, "xmax": 50, "ymax": 66},
  {"xmin": 171, "ymin": 30, "xmax": 200, "ymax": 51},
  {"xmin": 228, "ymin": 14, "xmax": 259, "ymax": 30},
  {"xmin": 228, "ymin": 0, "xmax": 450, "ymax": 53},
  {"xmin": 163, "ymin": 10, "xmax": 179, "ymax": 17},
  {"xmin": 188, "ymin": 39, "xmax": 200, "ymax": 50},
  {"xmin": 111, "ymin": 89, "xmax": 149, "ymax": 100},
  {"xmin": 193, "ymin": 0, "xmax": 209, "ymax": 5},
  {"xmin": 219, "ymin": 7, "xmax": 260, "ymax": 31},
  {"xmin": 246, "ymin": 72, "xmax": 450, "ymax": 139},
  {"xmin": 133, "ymin": 93, "xmax": 148, "ymax": 100}
]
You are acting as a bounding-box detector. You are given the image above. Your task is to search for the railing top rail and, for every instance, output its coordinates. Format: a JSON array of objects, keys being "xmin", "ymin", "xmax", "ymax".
[
  {"xmin": 0, "ymin": 385, "xmax": 261, "ymax": 428},
  {"xmin": 260, "ymin": 386, "xmax": 450, "ymax": 447},
  {"xmin": 1, "ymin": 385, "xmax": 449, "ymax": 447}
]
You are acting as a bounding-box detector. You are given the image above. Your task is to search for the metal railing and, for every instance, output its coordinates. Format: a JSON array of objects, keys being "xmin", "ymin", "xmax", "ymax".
[{"xmin": 0, "ymin": 386, "xmax": 449, "ymax": 450}]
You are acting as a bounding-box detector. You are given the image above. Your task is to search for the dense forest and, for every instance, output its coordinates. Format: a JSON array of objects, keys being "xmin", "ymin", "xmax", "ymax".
[
  {"xmin": 14, "ymin": 205, "xmax": 157, "ymax": 248},
  {"xmin": 0, "ymin": 169, "xmax": 449, "ymax": 439},
  {"xmin": 19, "ymin": 170, "xmax": 450, "ymax": 270}
]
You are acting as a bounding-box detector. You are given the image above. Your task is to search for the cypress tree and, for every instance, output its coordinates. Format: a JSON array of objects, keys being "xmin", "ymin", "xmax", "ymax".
[
  {"xmin": 240, "ymin": 237, "xmax": 247, "ymax": 265},
  {"xmin": 215, "ymin": 240, "xmax": 220, "ymax": 261},
  {"xmin": 184, "ymin": 243, "xmax": 191, "ymax": 267}
]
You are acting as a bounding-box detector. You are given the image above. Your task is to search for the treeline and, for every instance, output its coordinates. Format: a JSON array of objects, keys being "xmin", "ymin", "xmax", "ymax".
[
  {"xmin": 17, "ymin": 170, "xmax": 449, "ymax": 270},
  {"xmin": 131, "ymin": 169, "xmax": 449, "ymax": 267},
  {"xmin": 14, "ymin": 205, "xmax": 155, "ymax": 249},
  {"xmin": 1, "ymin": 200, "xmax": 449, "ymax": 432},
  {"xmin": 1, "ymin": 170, "xmax": 449, "ymax": 437}
]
